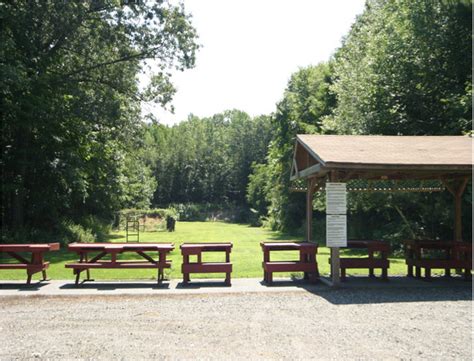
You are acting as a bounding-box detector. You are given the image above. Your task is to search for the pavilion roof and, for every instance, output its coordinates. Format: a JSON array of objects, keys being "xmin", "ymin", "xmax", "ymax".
[{"xmin": 291, "ymin": 135, "xmax": 473, "ymax": 181}]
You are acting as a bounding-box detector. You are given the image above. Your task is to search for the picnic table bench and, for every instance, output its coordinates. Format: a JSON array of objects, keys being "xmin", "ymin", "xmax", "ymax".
[
  {"xmin": 181, "ymin": 243, "xmax": 233, "ymax": 285},
  {"xmin": 329, "ymin": 240, "xmax": 390, "ymax": 281},
  {"xmin": 0, "ymin": 243, "xmax": 60, "ymax": 284},
  {"xmin": 65, "ymin": 242, "xmax": 174, "ymax": 285},
  {"xmin": 404, "ymin": 240, "xmax": 472, "ymax": 280},
  {"xmin": 260, "ymin": 242, "xmax": 319, "ymax": 284}
]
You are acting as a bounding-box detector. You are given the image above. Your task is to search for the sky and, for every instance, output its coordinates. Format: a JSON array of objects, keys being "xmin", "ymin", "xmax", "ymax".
[{"xmin": 142, "ymin": 0, "xmax": 366, "ymax": 125}]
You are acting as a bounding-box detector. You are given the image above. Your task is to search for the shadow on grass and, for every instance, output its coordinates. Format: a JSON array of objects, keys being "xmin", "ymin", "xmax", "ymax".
[
  {"xmin": 103, "ymin": 234, "xmax": 124, "ymax": 241},
  {"xmin": 264, "ymin": 232, "xmax": 305, "ymax": 241}
]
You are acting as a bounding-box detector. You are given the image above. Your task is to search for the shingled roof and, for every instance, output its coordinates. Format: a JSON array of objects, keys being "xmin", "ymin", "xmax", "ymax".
[{"xmin": 291, "ymin": 135, "xmax": 473, "ymax": 180}]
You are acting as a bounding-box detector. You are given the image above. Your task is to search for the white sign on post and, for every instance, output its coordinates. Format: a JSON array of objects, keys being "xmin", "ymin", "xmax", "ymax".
[
  {"xmin": 326, "ymin": 182, "xmax": 347, "ymax": 247},
  {"xmin": 326, "ymin": 214, "xmax": 347, "ymax": 247},
  {"xmin": 326, "ymin": 182, "xmax": 347, "ymax": 214}
]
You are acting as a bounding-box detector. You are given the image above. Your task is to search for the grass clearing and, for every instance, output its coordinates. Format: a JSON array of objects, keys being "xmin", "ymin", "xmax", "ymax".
[{"xmin": 0, "ymin": 221, "xmax": 409, "ymax": 281}]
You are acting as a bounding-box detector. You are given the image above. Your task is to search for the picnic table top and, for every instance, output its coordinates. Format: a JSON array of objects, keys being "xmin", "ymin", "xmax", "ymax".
[
  {"xmin": 68, "ymin": 242, "xmax": 174, "ymax": 252},
  {"xmin": 180, "ymin": 243, "xmax": 233, "ymax": 251},
  {"xmin": 403, "ymin": 240, "xmax": 456, "ymax": 248},
  {"xmin": 0, "ymin": 243, "xmax": 60, "ymax": 252},
  {"xmin": 260, "ymin": 242, "xmax": 317, "ymax": 250},
  {"xmin": 404, "ymin": 240, "xmax": 472, "ymax": 251},
  {"xmin": 343, "ymin": 240, "xmax": 390, "ymax": 250}
]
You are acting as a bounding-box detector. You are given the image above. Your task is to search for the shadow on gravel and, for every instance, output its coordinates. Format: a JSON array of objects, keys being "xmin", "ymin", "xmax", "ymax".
[
  {"xmin": 0, "ymin": 282, "xmax": 50, "ymax": 291},
  {"xmin": 300, "ymin": 276, "xmax": 472, "ymax": 305},
  {"xmin": 176, "ymin": 281, "xmax": 231, "ymax": 289},
  {"xmin": 59, "ymin": 282, "xmax": 170, "ymax": 291}
]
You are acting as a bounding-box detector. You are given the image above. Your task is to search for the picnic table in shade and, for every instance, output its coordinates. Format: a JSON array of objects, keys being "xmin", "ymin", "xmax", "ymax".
[
  {"xmin": 404, "ymin": 240, "xmax": 472, "ymax": 280},
  {"xmin": 66, "ymin": 242, "xmax": 174, "ymax": 285},
  {"xmin": 0, "ymin": 243, "xmax": 60, "ymax": 284},
  {"xmin": 260, "ymin": 241, "xmax": 319, "ymax": 284},
  {"xmin": 329, "ymin": 240, "xmax": 390, "ymax": 281},
  {"xmin": 180, "ymin": 242, "xmax": 233, "ymax": 286}
]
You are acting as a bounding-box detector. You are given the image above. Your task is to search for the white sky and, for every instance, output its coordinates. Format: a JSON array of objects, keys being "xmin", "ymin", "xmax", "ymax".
[{"xmin": 142, "ymin": 0, "xmax": 366, "ymax": 125}]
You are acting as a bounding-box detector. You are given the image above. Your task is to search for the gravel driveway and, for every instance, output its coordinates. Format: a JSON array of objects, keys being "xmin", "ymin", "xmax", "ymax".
[{"xmin": 0, "ymin": 287, "xmax": 471, "ymax": 360}]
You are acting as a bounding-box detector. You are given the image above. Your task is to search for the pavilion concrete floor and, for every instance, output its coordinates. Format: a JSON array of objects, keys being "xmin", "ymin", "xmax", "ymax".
[{"xmin": 0, "ymin": 277, "xmax": 471, "ymax": 360}]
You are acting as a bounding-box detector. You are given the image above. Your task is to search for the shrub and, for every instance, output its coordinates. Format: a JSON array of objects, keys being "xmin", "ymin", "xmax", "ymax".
[{"xmin": 60, "ymin": 220, "xmax": 95, "ymax": 244}]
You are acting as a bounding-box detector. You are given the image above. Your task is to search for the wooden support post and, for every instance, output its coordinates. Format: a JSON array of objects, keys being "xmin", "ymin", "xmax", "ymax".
[
  {"xmin": 306, "ymin": 178, "xmax": 320, "ymax": 243},
  {"xmin": 442, "ymin": 178, "xmax": 469, "ymax": 242},
  {"xmin": 329, "ymin": 171, "xmax": 341, "ymax": 286},
  {"xmin": 454, "ymin": 192, "xmax": 462, "ymax": 242},
  {"xmin": 306, "ymin": 179, "xmax": 314, "ymax": 242},
  {"xmin": 331, "ymin": 247, "xmax": 340, "ymax": 285},
  {"xmin": 454, "ymin": 178, "xmax": 468, "ymax": 242}
]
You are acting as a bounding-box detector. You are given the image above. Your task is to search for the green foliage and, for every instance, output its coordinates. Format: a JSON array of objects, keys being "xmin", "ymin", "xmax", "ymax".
[
  {"xmin": 143, "ymin": 110, "xmax": 274, "ymax": 205},
  {"xmin": 169, "ymin": 203, "xmax": 253, "ymax": 223},
  {"xmin": 248, "ymin": 0, "xmax": 472, "ymax": 246},
  {"xmin": 325, "ymin": 0, "xmax": 472, "ymax": 135},
  {"xmin": 1, "ymin": 1, "xmax": 198, "ymax": 238},
  {"xmin": 246, "ymin": 162, "xmax": 272, "ymax": 216},
  {"xmin": 249, "ymin": 63, "xmax": 336, "ymax": 230},
  {"xmin": 60, "ymin": 220, "xmax": 96, "ymax": 244}
]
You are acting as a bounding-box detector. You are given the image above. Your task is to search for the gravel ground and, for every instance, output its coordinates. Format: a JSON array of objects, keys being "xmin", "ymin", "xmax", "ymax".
[{"xmin": 0, "ymin": 287, "xmax": 471, "ymax": 360}]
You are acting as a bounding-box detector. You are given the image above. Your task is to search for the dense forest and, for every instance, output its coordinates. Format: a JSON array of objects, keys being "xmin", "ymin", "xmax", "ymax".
[{"xmin": 1, "ymin": 0, "xmax": 472, "ymax": 244}]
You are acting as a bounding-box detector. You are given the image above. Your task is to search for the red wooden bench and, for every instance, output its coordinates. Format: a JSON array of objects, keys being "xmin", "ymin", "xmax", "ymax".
[
  {"xmin": 260, "ymin": 242, "xmax": 319, "ymax": 284},
  {"xmin": 0, "ymin": 243, "xmax": 60, "ymax": 284},
  {"xmin": 180, "ymin": 243, "xmax": 233, "ymax": 286},
  {"xmin": 404, "ymin": 240, "xmax": 472, "ymax": 280},
  {"xmin": 66, "ymin": 242, "xmax": 174, "ymax": 285},
  {"xmin": 329, "ymin": 240, "xmax": 390, "ymax": 281}
]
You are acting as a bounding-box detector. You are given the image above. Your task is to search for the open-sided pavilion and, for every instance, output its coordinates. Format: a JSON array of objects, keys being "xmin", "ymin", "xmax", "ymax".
[{"xmin": 290, "ymin": 135, "xmax": 473, "ymax": 285}]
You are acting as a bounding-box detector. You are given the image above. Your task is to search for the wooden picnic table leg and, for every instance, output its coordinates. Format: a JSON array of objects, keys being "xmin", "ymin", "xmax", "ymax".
[
  {"xmin": 425, "ymin": 268, "xmax": 431, "ymax": 280},
  {"xmin": 26, "ymin": 252, "xmax": 39, "ymax": 285},
  {"xmin": 444, "ymin": 268, "xmax": 451, "ymax": 277},
  {"xmin": 415, "ymin": 266, "xmax": 421, "ymax": 278},
  {"xmin": 302, "ymin": 250, "xmax": 309, "ymax": 280},
  {"xmin": 368, "ymin": 249, "xmax": 374, "ymax": 278},
  {"xmin": 263, "ymin": 249, "xmax": 269, "ymax": 283},
  {"xmin": 37, "ymin": 252, "xmax": 50, "ymax": 281},
  {"xmin": 267, "ymin": 271, "xmax": 273, "ymax": 285},
  {"xmin": 183, "ymin": 254, "xmax": 190, "ymax": 283},
  {"xmin": 158, "ymin": 251, "xmax": 166, "ymax": 284},
  {"xmin": 225, "ymin": 250, "xmax": 231, "ymax": 285},
  {"xmin": 341, "ymin": 268, "xmax": 346, "ymax": 281},
  {"xmin": 407, "ymin": 264, "xmax": 413, "ymax": 277},
  {"xmin": 382, "ymin": 250, "xmax": 388, "ymax": 280},
  {"xmin": 463, "ymin": 268, "xmax": 471, "ymax": 281},
  {"xmin": 75, "ymin": 253, "xmax": 85, "ymax": 286},
  {"xmin": 85, "ymin": 253, "xmax": 92, "ymax": 281}
]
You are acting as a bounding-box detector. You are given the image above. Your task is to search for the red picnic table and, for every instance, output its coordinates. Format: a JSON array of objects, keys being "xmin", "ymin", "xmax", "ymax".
[
  {"xmin": 0, "ymin": 243, "xmax": 60, "ymax": 284},
  {"xmin": 260, "ymin": 241, "xmax": 319, "ymax": 284},
  {"xmin": 329, "ymin": 240, "xmax": 390, "ymax": 280},
  {"xmin": 66, "ymin": 242, "xmax": 174, "ymax": 285},
  {"xmin": 404, "ymin": 240, "xmax": 472, "ymax": 280},
  {"xmin": 180, "ymin": 242, "xmax": 233, "ymax": 285}
]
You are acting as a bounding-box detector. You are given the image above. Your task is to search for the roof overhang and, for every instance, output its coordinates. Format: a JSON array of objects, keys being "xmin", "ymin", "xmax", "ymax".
[{"xmin": 290, "ymin": 135, "xmax": 473, "ymax": 182}]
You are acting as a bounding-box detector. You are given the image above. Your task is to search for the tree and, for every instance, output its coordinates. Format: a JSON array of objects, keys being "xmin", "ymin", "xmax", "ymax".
[
  {"xmin": 324, "ymin": 0, "xmax": 472, "ymax": 135},
  {"xmin": 248, "ymin": 63, "xmax": 336, "ymax": 230},
  {"xmin": 322, "ymin": 0, "xmax": 473, "ymax": 242},
  {"xmin": 1, "ymin": 1, "xmax": 198, "ymax": 233},
  {"xmin": 142, "ymin": 110, "xmax": 274, "ymax": 206}
]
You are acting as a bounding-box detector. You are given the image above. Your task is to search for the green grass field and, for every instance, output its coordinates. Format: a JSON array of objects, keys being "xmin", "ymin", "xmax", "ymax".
[{"xmin": 0, "ymin": 221, "xmax": 409, "ymax": 281}]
